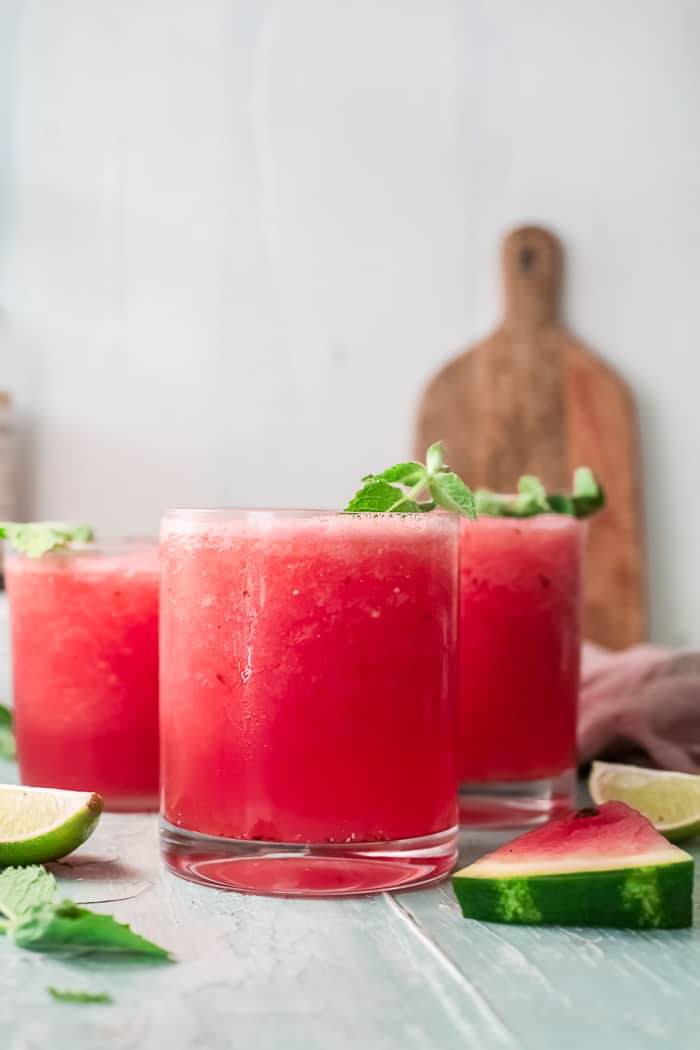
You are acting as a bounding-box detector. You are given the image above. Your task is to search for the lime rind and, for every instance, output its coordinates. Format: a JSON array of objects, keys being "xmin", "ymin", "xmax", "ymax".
[
  {"xmin": 0, "ymin": 786, "xmax": 103, "ymax": 866},
  {"xmin": 589, "ymin": 761, "xmax": 700, "ymax": 843}
]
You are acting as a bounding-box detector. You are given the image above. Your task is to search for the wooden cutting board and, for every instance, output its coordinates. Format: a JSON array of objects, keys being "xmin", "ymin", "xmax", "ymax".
[{"xmin": 415, "ymin": 225, "xmax": 646, "ymax": 650}]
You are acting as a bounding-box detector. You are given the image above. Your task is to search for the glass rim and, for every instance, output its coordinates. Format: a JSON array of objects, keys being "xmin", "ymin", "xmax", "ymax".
[
  {"xmin": 163, "ymin": 507, "xmax": 339, "ymax": 520},
  {"xmin": 3, "ymin": 539, "xmax": 158, "ymax": 557},
  {"xmin": 162, "ymin": 507, "xmax": 460, "ymax": 522},
  {"xmin": 465, "ymin": 513, "xmax": 586, "ymax": 528}
]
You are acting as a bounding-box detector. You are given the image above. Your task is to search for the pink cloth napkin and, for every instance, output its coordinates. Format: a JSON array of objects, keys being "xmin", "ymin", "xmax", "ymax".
[{"xmin": 578, "ymin": 643, "xmax": 700, "ymax": 772}]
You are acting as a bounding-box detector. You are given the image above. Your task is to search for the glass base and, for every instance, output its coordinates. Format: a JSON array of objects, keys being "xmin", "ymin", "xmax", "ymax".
[
  {"xmin": 458, "ymin": 769, "xmax": 576, "ymax": 829},
  {"xmin": 160, "ymin": 820, "xmax": 458, "ymax": 897}
]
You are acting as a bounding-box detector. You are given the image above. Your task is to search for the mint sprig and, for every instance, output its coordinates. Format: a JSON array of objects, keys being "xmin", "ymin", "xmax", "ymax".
[
  {"xmin": 0, "ymin": 866, "xmax": 57, "ymax": 922},
  {"xmin": 0, "ymin": 703, "xmax": 15, "ymax": 760},
  {"xmin": 345, "ymin": 442, "xmax": 476, "ymax": 518},
  {"xmin": 0, "ymin": 865, "xmax": 172, "ymax": 960},
  {"xmin": 474, "ymin": 468, "xmax": 605, "ymax": 519},
  {"xmin": 0, "ymin": 523, "xmax": 95, "ymax": 558},
  {"xmin": 48, "ymin": 987, "xmax": 113, "ymax": 1004}
]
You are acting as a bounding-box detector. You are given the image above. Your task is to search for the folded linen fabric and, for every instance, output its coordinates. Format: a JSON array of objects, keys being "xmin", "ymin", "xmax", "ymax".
[{"xmin": 578, "ymin": 643, "xmax": 700, "ymax": 771}]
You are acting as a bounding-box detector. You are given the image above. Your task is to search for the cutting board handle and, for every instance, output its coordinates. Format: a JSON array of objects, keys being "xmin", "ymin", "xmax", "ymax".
[{"xmin": 502, "ymin": 225, "xmax": 562, "ymax": 329}]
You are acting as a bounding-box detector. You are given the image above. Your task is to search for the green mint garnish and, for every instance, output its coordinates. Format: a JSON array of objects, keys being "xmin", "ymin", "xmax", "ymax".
[
  {"xmin": 0, "ymin": 865, "xmax": 172, "ymax": 960},
  {"xmin": 345, "ymin": 442, "xmax": 476, "ymax": 518},
  {"xmin": 0, "ymin": 704, "xmax": 15, "ymax": 760},
  {"xmin": 0, "ymin": 523, "xmax": 95, "ymax": 558},
  {"xmin": 571, "ymin": 466, "xmax": 604, "ymax": 517},
  {"xmin": 12, "ymin": 901, "xmax": 172, "ymax": 958},
  {"xmin": 48, "ymin": 987, "xmax": 113, "ymax": 1004},
  {"xmin": 474, "ymin": 468, "xmax": 605, "ymax": 519},
  {"xmin": 517, "ymin": 475, "xmax": 549, "ymax": 511},
  {"xmin": 0, "ymin": 865, "xmax": 57, "ymax": 925}
]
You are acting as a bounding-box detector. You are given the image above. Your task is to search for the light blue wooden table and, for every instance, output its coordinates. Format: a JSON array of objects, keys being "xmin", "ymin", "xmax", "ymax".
[{"xmin": 0, "ymin": 597, "xmax": 698, "ymax": 1049}]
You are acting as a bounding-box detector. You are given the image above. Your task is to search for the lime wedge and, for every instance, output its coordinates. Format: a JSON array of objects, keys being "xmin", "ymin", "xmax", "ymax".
[
  {"xmin": 0, "ymin": 785, "xmax": 103, "ymax": 865},
  {"xmin": 589, "ymin": 762, "xmax": 700, "ymax": 842}
]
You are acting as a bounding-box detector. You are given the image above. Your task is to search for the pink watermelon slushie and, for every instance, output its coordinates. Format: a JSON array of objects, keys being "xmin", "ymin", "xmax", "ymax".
[
  {"xmin": 6, "ymin": 544, "xmax": 160, "ymax": 810},
  {"xmin": 159, "ymin": 509, "xmax": 459, "ymax": 896},
  {"xmin": 458, "ymin": 515, "xmax": 583, "ymax": 826}
]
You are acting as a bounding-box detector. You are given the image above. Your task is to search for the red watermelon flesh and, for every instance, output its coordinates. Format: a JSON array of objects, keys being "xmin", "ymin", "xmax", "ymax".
[{"xmin": 473, "ymin": 801, "xmax": 687, "ymax": 876}]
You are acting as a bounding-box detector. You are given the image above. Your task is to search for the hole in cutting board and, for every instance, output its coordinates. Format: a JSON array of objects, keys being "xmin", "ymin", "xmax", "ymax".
[{"xmin": 519, "ymin": 247, "xmax": 536, "ymax": 271}]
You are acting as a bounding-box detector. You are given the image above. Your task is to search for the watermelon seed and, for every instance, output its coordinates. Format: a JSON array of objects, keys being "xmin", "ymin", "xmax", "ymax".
[{"xmin": 574, "ymin": 806, "xmax": 600, "ymax": 819}]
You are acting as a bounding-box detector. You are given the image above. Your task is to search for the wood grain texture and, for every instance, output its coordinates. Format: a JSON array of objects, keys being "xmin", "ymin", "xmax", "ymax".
[{"xmin": 415, "ymin": 226, "xmax": 646, "ymax": 649}]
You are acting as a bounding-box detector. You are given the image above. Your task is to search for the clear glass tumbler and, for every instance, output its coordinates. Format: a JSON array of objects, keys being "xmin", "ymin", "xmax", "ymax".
[
  {"xmin": 5, "ymin": 542, "xmax": 160, "ymax": 811},
  {"xmin": 159, "ymin": 509, "xmax": 459, "ymax": 896},
  {"xmin": 458, "ymin": 515, "xmax": 583, "ymax": 827}
]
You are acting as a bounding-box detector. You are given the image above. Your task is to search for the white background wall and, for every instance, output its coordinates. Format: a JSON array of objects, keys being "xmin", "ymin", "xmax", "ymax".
[{"xmin": 0, "ymin": 0, "xmax": 699, "ymax": 645}]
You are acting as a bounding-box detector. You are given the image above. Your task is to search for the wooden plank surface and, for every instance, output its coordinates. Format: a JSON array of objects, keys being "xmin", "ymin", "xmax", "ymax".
[{"xmin": 1, "ymin": 598, "xmax": 699, "ymax": 1049}]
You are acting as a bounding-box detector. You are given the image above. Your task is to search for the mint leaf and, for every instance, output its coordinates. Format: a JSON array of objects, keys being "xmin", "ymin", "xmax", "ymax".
[
  {"xmin": 345, "ymin": 443, "xmax": 475, "ymax": 517},
  {"xmin": 475, "ymin": 488, "xmax": 543, "ymax": 517},
  {"xmin": 546, "ymin": 493, "xmax": 576, "ymax": 515},
  {"xmin": 429, "ymin": 473, "xmax": 477, "ymax": 519},
  {"xmin": 345, "ymin": 480, "xmax": 420, "ymax": 513},
  {"xmin": 0, "ymin": 703, "xmax": 15, "ymax": 760},
  {"xmin": 363, "ymin": 462, "xmax": 426, "ymax": 486},
  {"xmin": 474, "ymin": 468, "xmax": 604, "ymax": 519},
  {"xmin": 0, "ymin": 866, "xmax": 57, "ymax": 926},
  {"xmin": 425, "ymin": 442, "xmax": 444, "ymax": 474},
  {"xmin": 13, "ymin": 901, "xmax": 173, "ymax": 959},
  {"xmin": 48, "ymin": 987, "xmax": 113, "ymax": 1004},
  {"xmin": 0, "ymin": 864, "xmax": 172, "ymax": 960},
  {"xmin": 0, "ymin": 523, "xmax": 95, "ymax": 558},
  {"xmin": 518, "ymin": 475, "xmax": 549, "ymax": 511},
  {"xmin": 474, "ymin": 489, "xmax": 512, "ymax": 516},
  {"xmin": 573, "ymin": 466, "xmax": 598, "ymax": 500},
  {"xmin": 572, "ymin": 467, "xmax": 605, "ymax": 517}
]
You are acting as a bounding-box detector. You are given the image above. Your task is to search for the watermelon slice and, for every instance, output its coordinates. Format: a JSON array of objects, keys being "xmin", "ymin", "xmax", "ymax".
[{"xmin": 453, "ymin": 802, "xmax": 694, "ymax": 929}]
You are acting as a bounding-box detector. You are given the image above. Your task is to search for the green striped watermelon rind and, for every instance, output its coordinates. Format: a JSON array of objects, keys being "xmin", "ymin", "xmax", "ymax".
[{"xmin": 452, "ymin": 859, "xmax": 694, "ymax": 929}]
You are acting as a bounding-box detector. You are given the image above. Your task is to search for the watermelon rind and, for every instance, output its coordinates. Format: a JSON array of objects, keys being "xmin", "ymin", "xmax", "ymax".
[{"xmin": 452, "ymin": 860, "xmax": 693, "ymax": 928}]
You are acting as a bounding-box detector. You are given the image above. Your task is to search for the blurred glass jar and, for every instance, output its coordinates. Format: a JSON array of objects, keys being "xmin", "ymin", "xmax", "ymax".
[
  {"xmin": 0, "ymin": 392, "xmax": 17, "ymax": 585},
  {"xmin": 5, "ymin": 542, "xmax": 160, "ymax": 811}
]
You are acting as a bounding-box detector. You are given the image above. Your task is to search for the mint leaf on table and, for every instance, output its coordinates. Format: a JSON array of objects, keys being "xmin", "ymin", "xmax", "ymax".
[
  {"xmin": 0, "ymin": 523, "xmax": 95, "ymax": 558},
  {"xmin": 48, "ymin": 987, "xmax": 113, "ymax": 1004},
  {"xmin": 13, "ymin": 901, "xmax": 172, "ymax": 959},
  {"xmin": 0, "ymin": 866, "xmax": 57, "ymax": 929},
  {"xmin": 345, "ymin": 442, "xmax": 476, "ymax": 518},
  {"xmin": 0, "ymin": 704, "xmax": 15, "ymax": 760},
  {"xmin": 0, "ymin": 865, "xmax": 172, "ymax": 960}
]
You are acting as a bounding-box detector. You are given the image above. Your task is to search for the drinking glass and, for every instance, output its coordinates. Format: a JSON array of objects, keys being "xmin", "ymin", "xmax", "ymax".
[
  {"xmin": 159, "ymin": 508, "xmax": 458, "ymax": 896},
  {"xmin": 6, "ymin": 542, "xmax": 160, "ymax": 810},
  {"xmin": 458, "ymin": 515, "xmax": 583, "ymax": 826}
]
